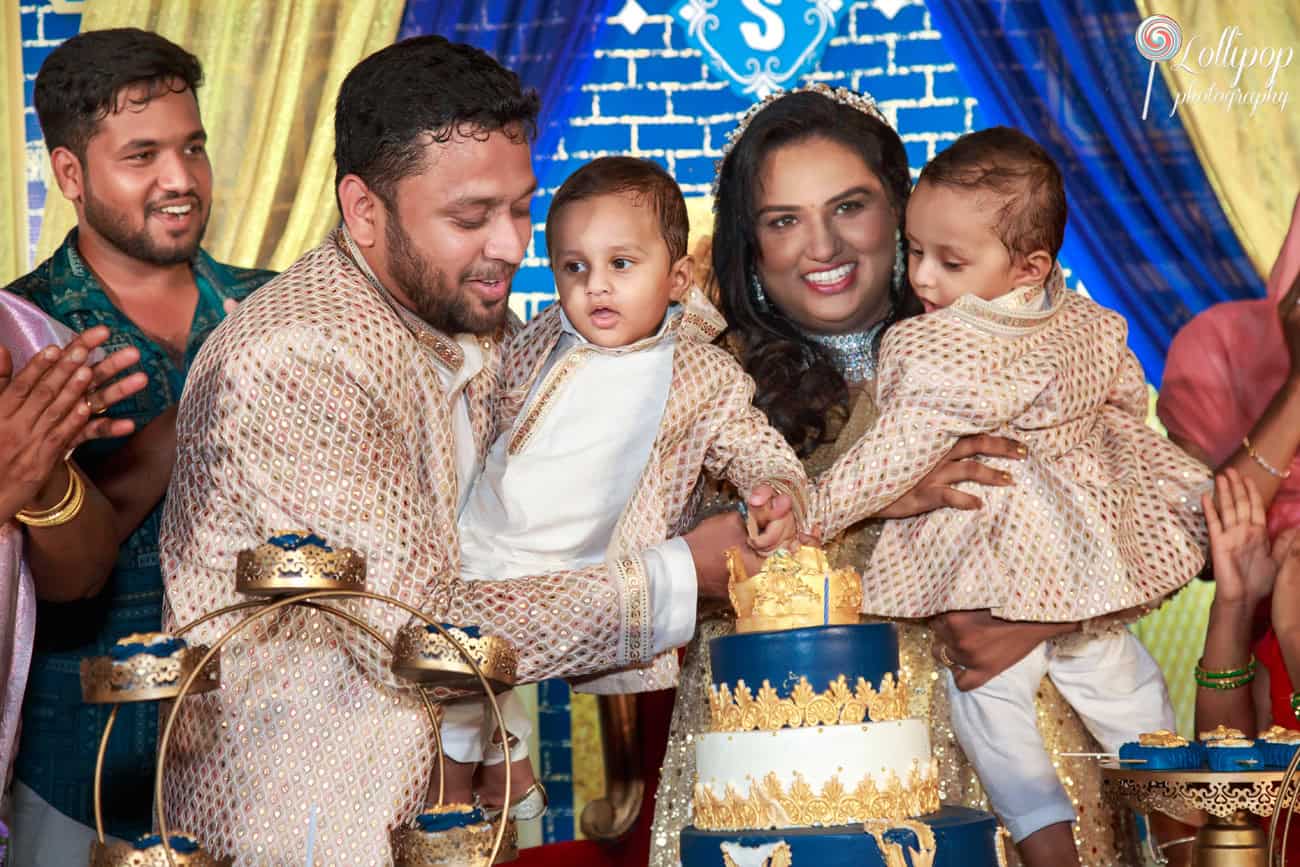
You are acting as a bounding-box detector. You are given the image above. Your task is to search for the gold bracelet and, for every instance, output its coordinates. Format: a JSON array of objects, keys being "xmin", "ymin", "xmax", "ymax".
[
  {"xmin": 15, "ymin": 462, "xmax": 77, "ymax": 522},
  {"xmin": 15, "ymin": 463, "xmax": 85, "ymax": 528},
  {"xmin": 1243, "ymin": 436, "xmax": 1292, "ymax": 479}
]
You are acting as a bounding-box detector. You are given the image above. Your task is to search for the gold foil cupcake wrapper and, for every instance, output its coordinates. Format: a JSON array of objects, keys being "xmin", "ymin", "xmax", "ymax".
[
  {"xmin": 90, "ymin": 838, "xmax": 232, "ymax": 867},
  {"xmin": 391, "ymin": 624, "xmax": 518, "ymax": 693},
  {"xmin": 81, "ymin": 644, "xmax": 220, "ymax": 704},
  {"xmin": 728, "ymin": 546, "xmax": 863, "ymax": 634},
  {"xmin": 390, "ymin": 819, "xmax": 496, "ymax": 866},
  {"xmin": 692, "ymin": 760, "xmax": 940, "ymax": 831},
  {"xmin": 709, "ymin": 673, "xmax": 908, "ymax": 731},
  {"xmin": 234, "ymin": 532, "xmax": 366, "ymax": 597}
]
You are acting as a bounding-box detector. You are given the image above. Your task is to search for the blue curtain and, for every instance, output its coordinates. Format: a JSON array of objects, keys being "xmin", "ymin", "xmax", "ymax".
[
  {"xmin": 925, "ymin": 0, "xmax": 1261, "ymax": 384},
  {"xmin": 397, "ymin": 0, "xmax": 606, "ymax": 155}
]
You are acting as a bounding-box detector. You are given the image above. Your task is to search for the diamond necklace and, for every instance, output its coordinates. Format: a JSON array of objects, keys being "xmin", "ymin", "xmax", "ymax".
[{"xmin": 800, "ymin": 317, "xmax": 889, "ymax": 382}]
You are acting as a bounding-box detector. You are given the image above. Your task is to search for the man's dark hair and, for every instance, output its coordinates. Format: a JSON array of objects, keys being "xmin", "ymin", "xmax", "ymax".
[
  {"xmin": 34, "ymin": 28, "xmax": 203, "ymax": 161},
  {"xmin": 334, "ymin": 35, "xmax": 540, "ymax": 208},
  {"xmin": 919, "ymin": 126, "xmax": 1067, "ymax": 260},
  {"xmin": 546, "ymin": 157, "xmax": 689, "ymax": 262}
]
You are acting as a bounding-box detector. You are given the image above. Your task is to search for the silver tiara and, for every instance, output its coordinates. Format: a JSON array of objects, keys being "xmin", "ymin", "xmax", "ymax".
[{"xmin": 711, "ymin": 82, "xmax": 891, "ymax": 200}]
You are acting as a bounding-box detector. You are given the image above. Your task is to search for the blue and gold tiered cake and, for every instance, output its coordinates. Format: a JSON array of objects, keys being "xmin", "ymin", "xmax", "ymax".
[{"xmin": 679, "ymin": 547, "xmax": 1005, "ymax": 867}]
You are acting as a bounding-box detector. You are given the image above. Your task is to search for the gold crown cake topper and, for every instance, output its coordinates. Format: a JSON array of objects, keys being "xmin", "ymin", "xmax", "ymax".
[
  {"xmin": 235, "ymin": 530, "xmax": 366, "ymax": 597},
  {"xmin": 728, "ymin": 545, "xmax": 862, "ymax": 634}
]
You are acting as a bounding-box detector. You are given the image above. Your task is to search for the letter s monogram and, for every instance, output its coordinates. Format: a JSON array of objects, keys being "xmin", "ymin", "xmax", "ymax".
[{"xmin": 739, "ymin": 0, "xmax": 785, "ymax": 52}]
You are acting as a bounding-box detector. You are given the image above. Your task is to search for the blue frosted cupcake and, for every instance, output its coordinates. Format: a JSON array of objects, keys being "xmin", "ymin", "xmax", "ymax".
[
  {"xmin": 1118, "ymin": 730, "xmax": 1198, "ymax": 770},
  {"xmin": 1257, "ymin": 726, "xmax": 1300, "ymax": 769},
  {"xmin": 1205, "ymin": 738, "xmax": 1261, "ymax": 771}
]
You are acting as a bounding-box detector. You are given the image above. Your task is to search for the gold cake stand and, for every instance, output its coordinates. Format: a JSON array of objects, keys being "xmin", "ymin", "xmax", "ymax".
[
  {"xmin": 85, "ymin": 545, "xmax": 517, "ymax": 867},
  {"xmin": 1101, "ymin": 760, "xmax": 1300, "ymax": 866}
]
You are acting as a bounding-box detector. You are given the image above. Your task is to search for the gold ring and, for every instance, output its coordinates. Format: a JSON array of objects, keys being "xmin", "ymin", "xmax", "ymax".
[
  {"xmin": 85, "ymin": 396, "xmax": 106, "ymax": 416},
  {"xmin": 938, "ymin": 644, "xmax": 957, "ymax": 669}
]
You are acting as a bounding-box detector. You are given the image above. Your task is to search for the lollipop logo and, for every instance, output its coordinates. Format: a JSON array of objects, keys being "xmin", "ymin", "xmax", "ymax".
[
  {"xmin": 1136, "ymin": 15, "xmax": 1182, "ymax": 119},
  {"xmin": 1136, "ymin": 15, "xmax": 1182, "ymax": 64},
  {"xmin": 1133, "ymin": 15, "xmax": 1294, "ymax": 119}
]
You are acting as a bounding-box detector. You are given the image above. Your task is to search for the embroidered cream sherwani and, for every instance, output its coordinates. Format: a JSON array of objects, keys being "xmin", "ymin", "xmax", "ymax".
[
  {"xmin": 813, "ymin": 280, "xmax": 1211, "ymax": 623},
  {"xmin": 467, "ymin": 289, "xmax": 807, "ymax": 694},
  {"xmin": 159, "ymin": 231, "xmax": 750, "ymax": 864}
]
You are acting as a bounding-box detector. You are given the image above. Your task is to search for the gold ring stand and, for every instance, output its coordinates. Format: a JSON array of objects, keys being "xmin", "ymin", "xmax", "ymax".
[
  {"xmin": 84, "ymin": 533, "xmax": 519, "ymax": 867},
  {"xmin": 1102, "ymin": 757, "xmax": 1300, "ymax": 865}
]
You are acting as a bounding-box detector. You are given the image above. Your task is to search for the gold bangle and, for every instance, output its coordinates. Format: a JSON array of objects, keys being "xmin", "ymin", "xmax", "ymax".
[
  {"xmin": 1243, "ymin": 436, "xmax": 1292, "ymax": 479},
  {"xmin": 15, "ymin": 463, "xmax": 85, "ymax": 528},
  {"xmin": 15, "ymin": 461, "xmax": 77, "ymax": 522}
]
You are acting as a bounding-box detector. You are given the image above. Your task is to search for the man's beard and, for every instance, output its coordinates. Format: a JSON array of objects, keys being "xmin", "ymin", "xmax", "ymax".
[
  {"xmin": 83, "ymin": 179, "xmax": 207, "ymax": 267},
  {"xmin": 385, "ymin": 214, "xmax": 510, "ymax": 336}
]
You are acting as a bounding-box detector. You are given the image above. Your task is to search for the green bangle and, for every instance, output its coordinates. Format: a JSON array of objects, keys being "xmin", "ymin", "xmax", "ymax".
[
  {"xmin": 1195, "ymin": 656, "xmax": 1257, "ymax": 680},
  {"xmin": 1291, "ymin": 693, "xmax": 1300, "ymax": 722},
  {"xmin": 1196, "ymin": 672, "xmax": 1255, "ymax": 690}
]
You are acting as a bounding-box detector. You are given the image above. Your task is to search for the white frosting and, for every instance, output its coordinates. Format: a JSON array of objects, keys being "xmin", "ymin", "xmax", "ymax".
[
  {"xmin": 696, "ymin": 719, "xmax": 932, "ymax": 797},
  {"xmin": 719, "ymin": 841, "xmax": 789, "ymax": 866}
]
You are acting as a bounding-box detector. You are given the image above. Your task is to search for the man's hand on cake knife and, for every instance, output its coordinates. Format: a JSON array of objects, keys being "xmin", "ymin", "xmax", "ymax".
[
  {"xmin": 686, "ymin": 510, "xmax": 765, "ymax": 600},
  {"xmin": 930, "ymin": 609, "xmax": 1078, "ymax": 691}
]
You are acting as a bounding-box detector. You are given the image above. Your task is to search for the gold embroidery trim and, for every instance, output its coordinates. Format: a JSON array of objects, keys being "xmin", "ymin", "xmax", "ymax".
[
  {"xmin": 507, "ymin": 348, "xmax": 590, "ymax": 454},
  {"xmin": 708, "ymin": 673, "xmax": 909, "ymax": 731},
  {"xmin": 615, "ymin": 555, "xmax": 649, "ymax": 665},
  {"xmin": 692, "ymin": 761, "xmax": 939, "ymax": 830},
  {"xmin": 720, "ymin": 841, "xmax": 792, "ymax": 867},
  {"xmin": 863, "ymin": 819, "xmax": 937, "ymax": 867}
]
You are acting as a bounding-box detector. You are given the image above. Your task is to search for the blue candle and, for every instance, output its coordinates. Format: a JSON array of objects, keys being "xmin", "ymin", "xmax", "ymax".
[{"xmin": 823, "ymin": 576, "xmax": 830, "ymax": 625}]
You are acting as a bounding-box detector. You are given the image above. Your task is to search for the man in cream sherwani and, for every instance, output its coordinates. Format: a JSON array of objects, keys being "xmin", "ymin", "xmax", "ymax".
[{"xmin": 158, "ymin": 36, "xmax": 764, "ymax": 864}]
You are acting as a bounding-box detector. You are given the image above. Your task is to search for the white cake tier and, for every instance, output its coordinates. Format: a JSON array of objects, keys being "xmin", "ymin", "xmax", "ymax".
[{"xmin": 692, "ymin": 719, "xmax": 940, "ymax": 829}]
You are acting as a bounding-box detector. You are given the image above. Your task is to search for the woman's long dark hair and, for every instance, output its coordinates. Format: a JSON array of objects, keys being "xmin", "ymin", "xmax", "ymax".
[{"xmin": 714, "ymin": 90, "xmax": 919, "ymax": 455}]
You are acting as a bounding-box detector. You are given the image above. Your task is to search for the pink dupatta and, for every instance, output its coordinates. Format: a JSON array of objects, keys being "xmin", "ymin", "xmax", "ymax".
[
  {"xmin": 1159, "ymin": 195, "xmax": 1300, "ymax": 537},
  {"xmin": 0, "ymin": 289, "xmax": 77, "ymax": 786}
]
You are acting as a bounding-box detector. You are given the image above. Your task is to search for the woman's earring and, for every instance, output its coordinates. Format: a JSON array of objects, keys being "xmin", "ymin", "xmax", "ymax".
[
  {"xmin": 750, "ymin": 272, "xmax": 770, "ymax": 312},
  {"xmin": 891, "ymin": 229, "xmax": 906, "ymax": 295}
]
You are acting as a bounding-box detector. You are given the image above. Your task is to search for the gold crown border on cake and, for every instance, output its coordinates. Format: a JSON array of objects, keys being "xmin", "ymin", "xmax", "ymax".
[
  {"xmin": 709, "ymin": 672, "xmax": 908, "ymax": 732},
  {"xmin": 234, "ymin": 530, "xmax": 366, "ymax": 597},
  {"xmin": 81, "ymin": 637, "xmax": 220, "ymax": 704},
  {"xmin": 692, "ymin": 760, "xmax": 939, "ymax": 831}
]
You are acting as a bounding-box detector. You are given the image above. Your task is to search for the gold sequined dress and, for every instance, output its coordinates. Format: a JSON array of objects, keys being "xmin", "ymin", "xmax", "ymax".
[{"xmin": 647, "ymin": 380, "xmax": 1141, "ymax": 867}]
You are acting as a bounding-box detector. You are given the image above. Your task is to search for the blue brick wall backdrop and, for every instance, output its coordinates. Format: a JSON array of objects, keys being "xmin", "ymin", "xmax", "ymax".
[
  {"xmin": 18, "ymin": 2, "xmax": 82, "ymax": 260},
  {"xmin": 511, "ymin": 0, "xmax": 985, "ymax": 321},
  {"xmin": 15, "ymin": 0, "xmax": 984, "ymax": 845}
]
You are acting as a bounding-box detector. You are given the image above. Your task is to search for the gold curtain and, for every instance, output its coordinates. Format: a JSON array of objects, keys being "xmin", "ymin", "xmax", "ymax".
[
  {"xmin": 1137, "ymin": 0, "xmax": 1300, "ymax": 279},
  {"xmin": 1, "ymin": 1, "xmax": 27, "ymax": 283},
  {"xmin": 34, "ymin": 0, "xmax": 404, "ymax": 272}
]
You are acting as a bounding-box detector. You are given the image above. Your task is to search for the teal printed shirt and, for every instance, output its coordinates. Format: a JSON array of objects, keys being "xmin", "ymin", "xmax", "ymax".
[{"xmin": 7, "ymin": 229, "xmax": 273, "ymax": 837}]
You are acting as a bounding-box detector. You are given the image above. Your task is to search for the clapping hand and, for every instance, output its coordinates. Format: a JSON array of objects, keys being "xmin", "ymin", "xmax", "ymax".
[
  {"xmin": 1203, "ymin": 469, "xmax": 1280, "ymax": 608},
  {"xmin": 0, "ymin": 326, "xmax": 145, "ymax": 518}
]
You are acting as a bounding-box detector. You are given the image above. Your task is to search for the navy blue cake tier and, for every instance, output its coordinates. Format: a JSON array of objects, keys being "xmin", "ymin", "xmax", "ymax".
[
  {"xmin": 680, "ymin": 807, "xmax": 1002, "ymax": 867},
  {"xmin": 709, "ymin": 623, "xmax": 899, "ymax": 697}
]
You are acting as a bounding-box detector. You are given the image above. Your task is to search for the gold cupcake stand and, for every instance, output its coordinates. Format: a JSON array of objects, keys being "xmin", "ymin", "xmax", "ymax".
[
  {"xmin": 1102, "ymin": 757, "xmax": 1300, "ymax": 866},
  {"xmin": 81, "ymin": 534, "xmax": 519, "ymax": 867}
]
